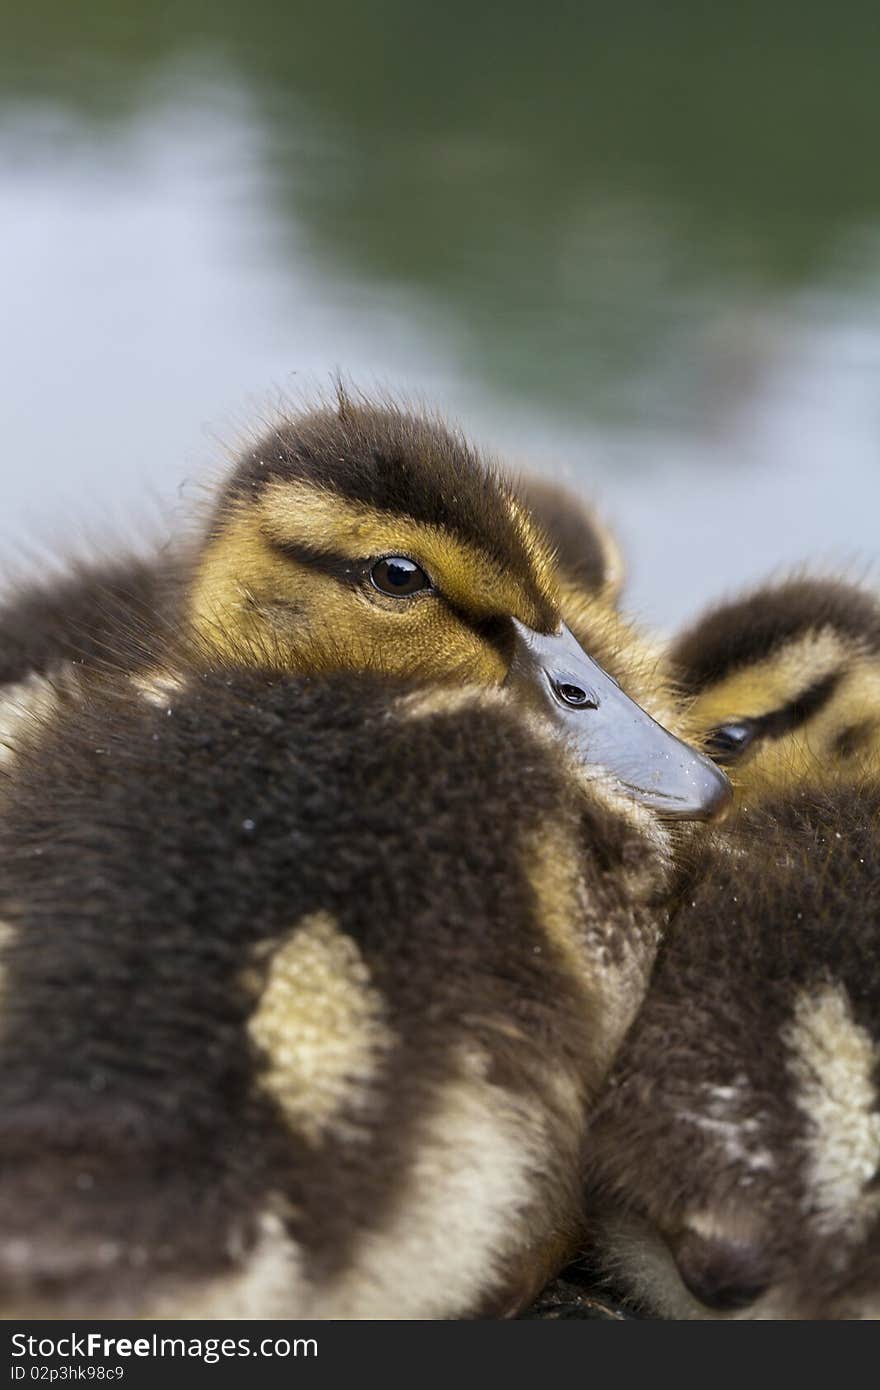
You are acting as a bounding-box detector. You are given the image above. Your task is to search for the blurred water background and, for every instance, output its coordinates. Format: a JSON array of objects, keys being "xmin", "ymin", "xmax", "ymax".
[{"xmin": 2, "ymin": 2, "xmax": 879, "ymax": 629}]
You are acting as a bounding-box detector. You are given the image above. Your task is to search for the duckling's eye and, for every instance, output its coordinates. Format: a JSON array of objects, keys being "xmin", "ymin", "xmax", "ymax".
[
  {"xmin": 370, "ymin": 557, "xmax": 432, "ymax": 597},
  {"xmin": 704, "ymin": 721, "xmax": 757, "ymax": 764}
]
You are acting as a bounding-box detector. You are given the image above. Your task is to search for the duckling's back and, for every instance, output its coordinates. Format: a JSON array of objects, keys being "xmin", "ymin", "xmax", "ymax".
[
  {"xmin": 0, "ymin": 552, "xmax": 180, "ymax": 687},
  {"xmin": 0, "ymin": 662, "xmax": 668, "ymax": 1318}
]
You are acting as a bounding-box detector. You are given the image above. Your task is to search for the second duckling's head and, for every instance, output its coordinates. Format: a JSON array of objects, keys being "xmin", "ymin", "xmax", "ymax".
[
  {"xmin": 188, "ymin": 395, "xmax": 728, "ymax": 821},
  {"xmin": 672, "ymin": 577, "xmax": 880, "ymax": 804}
]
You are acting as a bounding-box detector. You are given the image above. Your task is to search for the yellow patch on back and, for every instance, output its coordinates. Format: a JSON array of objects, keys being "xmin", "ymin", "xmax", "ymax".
[
  {"xmin": 150, "ymin": 1209, "xmax": 307, "ymax": 1320},
  {"xmin": 0, "ymin": 921, "xmax": 14, "ymax": 1003},
  {"xmin": 0, "ymin": 674, "xmax": 64, "ymax": 766},
  {"xmin": 314, "ymin": 1049, "xmax": 563, "ymax": 1318},
  {"xmin": 526, "ymin": 824, "xmax": 594, "ymax": 992},
  {"xmin": 394, "ymin": 684, "xmax": 510, "ymax": 723},
  {"xmin": 248, "ymin": 911, "xmax": 394, "ymax": 1145},
  {"xmin": 527, "ymin": 822, "xmax": 665, "ymax": 1081},
  {"xmin": 129, "ymin": 670, "xmax": 187, "ymax": 710},
  {"xmin": 783, "ymin": 983, "xmax": 880, "ymax": 1239}
]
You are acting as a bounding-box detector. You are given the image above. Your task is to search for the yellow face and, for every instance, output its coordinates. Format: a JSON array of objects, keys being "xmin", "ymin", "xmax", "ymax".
[
  {"xmin": 189, "ymin": 479, "xmax": 560, "ymax": 684},
  {"xmin": 684, "ymin": 627, "xmax": 880, "ymax": 804}
]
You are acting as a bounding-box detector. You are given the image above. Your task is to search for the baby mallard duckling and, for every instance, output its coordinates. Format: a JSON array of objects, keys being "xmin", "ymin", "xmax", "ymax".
[
  {"xmin": 674, "ymin": 575, "xmax": 880, "ymax": 802},
  {"xmin": 1, "ymin": 396, "xmax": 728, "ymax": 821},
  {"xmin": 582, "ymin": 577, "xmax": 880, "ymax": 1319},
  {"xmin": 0, "ymin": 653, "xmax": 677, "ymax": 1319},
  {"xmin": 0, "ymin": 418, "xmax": 618, "ymax": 688},
  {"xmin": 0, "ymin": 401, "xmax": 729, "ymax": 1319}
]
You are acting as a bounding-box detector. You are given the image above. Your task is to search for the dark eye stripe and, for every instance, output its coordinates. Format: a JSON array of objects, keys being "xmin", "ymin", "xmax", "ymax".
[
  {"xmin": 752, "ymin": 670, "xmax": 842, "ymax": 741},
  {"xmin": 833, "ymin": 718, "xmax": 879, "ymax": 759},
  {"xmin": 707, "ymin": 670, "xmax": 843, "ymax": 764},
  {"xmin": 265, "ymin": 537, "xmax": 364, "ymax": 586},
  {"xmin": 266, "ymin": 535, "xmax": 516, "ymax": 660},
  {"xmin": 672, "ymin": 580, "xmax": 880, "ymax": 696}
]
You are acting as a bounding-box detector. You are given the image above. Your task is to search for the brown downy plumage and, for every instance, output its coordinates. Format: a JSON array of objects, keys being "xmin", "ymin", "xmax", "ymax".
[
  {"xmin": 0, "ymin": 661, "xmax": 676, "ymax": 1319},
  {"xmin": 0, "ymin": 405, "xmax": 668, "ymax": 727},
  {"xmin": 0, "ymin": 397, "xmax": 727, "ymax": 1319},
  {"xmin": 1, "ymin": 395, "xmax": 724, "ymax": 819},
  {"xmin": 0, "ymin": 411, "xmax": 622, "ymax": 691},
  {"xmin": 583, "ymin": 576, "xmax": 880, "ymax": 1319},
  {"xmin": 0, "ymin": 553, "xmax": 174, "ymax": 687}
]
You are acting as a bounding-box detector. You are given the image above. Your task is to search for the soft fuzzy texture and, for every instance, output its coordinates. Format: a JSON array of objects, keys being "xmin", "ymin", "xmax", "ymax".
[
  {"xmin": 0, "ymin": 662, "xmax": 670, "ymax": 1318},
  {"xmin": 0, "ymin": 553, "xmax": 181, "ymax": 686},
  {"xmin": 0, "ymin": 399, "xmax": 662, "ymax": 712},
  {"xmin": 583, "ymin": 577, "xmax": 880, "ymax": 1319},
  {"xmin": 513, "ymin": 476, "xmax": 623, "ymax": 603},
  {"xmin": 672, "ymin": 577, "xmax": 880, "ymax": 699},
  {"xmin": 0, "ymin": 395, "xmax": 682, "ymax": 1318},
  {"xmin": 585, "ymin": 784, "xmax": 880, "ymax": 1318},
  {"xmin": 214, "ymin": 393, "xmax": 556, "ymax": 612}
]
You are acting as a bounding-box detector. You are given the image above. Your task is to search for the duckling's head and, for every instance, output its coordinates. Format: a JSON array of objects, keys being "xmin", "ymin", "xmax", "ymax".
[
  {"xmin": 189, "ymin": 396, "xmax": 728, "ymax": 821},
  {"xmin": 671, "ymin": 577, "xmax": 880, "ymax": 804},
  {"xmin": 512, "ymin": 475, "xmax": 625, "ymax": 608},
  {"xmin": 192, "ymin": 397, "xmax": 560, "ymax": 684}
]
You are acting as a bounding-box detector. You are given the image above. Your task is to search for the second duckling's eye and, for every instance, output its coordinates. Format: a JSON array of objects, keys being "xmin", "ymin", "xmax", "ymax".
[
  {"xmin": 704, "ymin": 721, "xmax": 757, "ymax": 764},
  {"xmin": 370, "ymin": 557, "xmax": 432, "ymax": 597}
]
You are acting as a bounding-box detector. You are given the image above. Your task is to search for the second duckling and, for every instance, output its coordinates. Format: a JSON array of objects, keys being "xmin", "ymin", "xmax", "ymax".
[{"xmin": 583, "ymin": 577, "xmax": 880, "ymax": 1318}]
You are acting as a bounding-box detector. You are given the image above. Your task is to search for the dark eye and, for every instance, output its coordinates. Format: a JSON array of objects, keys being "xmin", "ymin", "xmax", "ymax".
[
  {"xmin": 704, "ymin": 721, "xmax": 757, "ymax": 764},
  {"xmin": 370, "ymin": 556, "xmax": 432, "ymax": 597}
]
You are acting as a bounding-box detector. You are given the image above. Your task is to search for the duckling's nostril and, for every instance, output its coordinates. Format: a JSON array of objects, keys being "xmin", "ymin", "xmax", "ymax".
[
  {"xmin": 672, "ymin": 1228, "xmax": 771, "ymax": 1311},
  {"xmin": 553, "ymin": 680, "xmax": 598, "ymax": 709}
]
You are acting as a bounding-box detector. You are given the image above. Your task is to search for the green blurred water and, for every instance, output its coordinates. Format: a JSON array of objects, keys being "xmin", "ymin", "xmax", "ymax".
[{"xmin": 3, "ymin": 2, "xmax": 880, "ymax": 623}]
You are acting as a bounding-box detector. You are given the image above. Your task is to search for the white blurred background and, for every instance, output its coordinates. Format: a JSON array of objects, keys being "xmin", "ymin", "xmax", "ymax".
[{"xmin": 2, "ymin": 4, "xmax": 879, "ymax": 629}]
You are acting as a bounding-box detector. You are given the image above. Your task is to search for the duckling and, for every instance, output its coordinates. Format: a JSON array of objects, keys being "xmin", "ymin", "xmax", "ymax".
[
  {"xmin": 582, "ymin": 576, "xmax": 880, "ymax": 1318},
  {"xmin": 0, "ymin": 552, "xmax": 173, "ymax": 688},
  {"xmin": 0, "ymin": 401, "xmax": 729, "ymax": 1319},
  {"xmin": 0, "ymin": 620, "xmax": 679, "ymax": 1320},
  {"xmin": 672, "ymin": 575, "xmax": 880, "ymax": 800},
  {"xmin": 0, "ymin": 395, "xmax": 727, "ymax": 821},
  {"xmin": 513, "ymin": 475, "xmax": 625, "ymax": 609},
  {"xmin": 0, "ymin": 415, "xmax": 670, "ymax": 768},
  {"xmin": 0, "ymin": 417, "xmax": 619, "ymax": 687}
]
